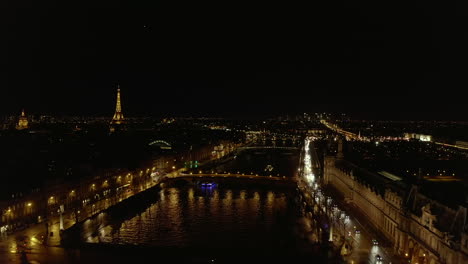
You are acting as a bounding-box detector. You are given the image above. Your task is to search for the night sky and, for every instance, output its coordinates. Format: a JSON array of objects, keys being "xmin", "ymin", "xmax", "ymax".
[{"xmin": 2, "ymin": 3, "xmax": 468, "ymax": 119}]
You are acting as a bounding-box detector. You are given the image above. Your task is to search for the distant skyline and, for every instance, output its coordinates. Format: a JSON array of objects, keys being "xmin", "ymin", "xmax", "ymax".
[
  {"xmin": 3, "ymin": 107, "xmax": 468, "ymax": 122},
  {"xmin": 2, "ymin": 3, "xmax": 467, "ymax": 120}
]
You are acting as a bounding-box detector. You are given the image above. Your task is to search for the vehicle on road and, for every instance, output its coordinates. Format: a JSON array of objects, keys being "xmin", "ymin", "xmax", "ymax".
[
  {"xmin": 372, "ymin": 239, "xmax": 379, "ymax": 245},
  {"xmin": 375, "ymin": 254, "xmax": 383, "ymax": 262}
]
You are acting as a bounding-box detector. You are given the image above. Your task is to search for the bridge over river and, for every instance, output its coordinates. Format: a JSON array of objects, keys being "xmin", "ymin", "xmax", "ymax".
[
  {"xmin": 2, "ymin": 141, "xmax": 346, "ymax": 263},
  {"xmin": 168, "ymin": 172, "xmax": 295, "ymax": 182}
]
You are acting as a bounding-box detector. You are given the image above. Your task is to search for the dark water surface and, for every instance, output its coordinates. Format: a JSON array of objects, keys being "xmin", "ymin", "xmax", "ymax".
[
  {"xmin": 207, "ymin": 148, "xmax": 300, "ymax": 177},
  {"xmin": 69, "ymin": 149, "xmax": 328, "ymax": 263},
  {"xmin": 82, "ymin": 185, "xmax": 297, "ymax": 247},
  {"xmin": 73, "ymin": 183, "xmax": 327, "ymax": 263}
]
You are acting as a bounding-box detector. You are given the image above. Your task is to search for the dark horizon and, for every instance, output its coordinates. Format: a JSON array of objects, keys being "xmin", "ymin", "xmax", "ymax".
[{"xmin": 2, "ymin": 3, "xmax": 468, "ymax": 120}]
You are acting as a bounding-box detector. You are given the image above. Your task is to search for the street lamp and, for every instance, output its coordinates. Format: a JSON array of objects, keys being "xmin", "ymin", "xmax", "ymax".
[
  {"xmin": 5, "ymin": 208, "xmax": 12, "ymax": 227},
  {"xmin": 26, "ymin": 203, "xmax": 33, "ymax": 223}
]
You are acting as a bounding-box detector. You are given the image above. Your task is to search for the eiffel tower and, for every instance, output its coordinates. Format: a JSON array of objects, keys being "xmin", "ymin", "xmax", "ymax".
[{"xmin": 110, "ymin": 86, "xmax": 125, "ymax": 132}]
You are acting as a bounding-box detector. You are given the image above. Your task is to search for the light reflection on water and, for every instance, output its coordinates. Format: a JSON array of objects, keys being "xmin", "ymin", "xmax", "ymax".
[{"xmin": 80, "ymin": 185, "xmax": 299, "ymax": 250}]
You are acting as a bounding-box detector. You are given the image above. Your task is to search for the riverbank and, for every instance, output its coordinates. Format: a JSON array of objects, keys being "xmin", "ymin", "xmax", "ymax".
[
  {"xmin": 60, "ymin": 179, "xmax": 333, "ymax": 264},
  {"xmin": 61, "ymin": 182, "xmax": 162, "ymax": 247}
]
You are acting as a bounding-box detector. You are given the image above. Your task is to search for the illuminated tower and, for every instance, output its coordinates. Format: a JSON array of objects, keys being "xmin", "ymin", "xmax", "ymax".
[
  {"xmin": 16, "ymin": 109, "xmax": 29, "ymax": 130},
  {"xmin": 110, "ymin": 87, "xmax": 125, "ymax": 132}
]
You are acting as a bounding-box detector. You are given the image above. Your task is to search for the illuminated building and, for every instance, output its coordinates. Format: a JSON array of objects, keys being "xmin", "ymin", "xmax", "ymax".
[
  {"xmin": 404, "ymin": 133, "xmax": 432, "ymax": 142},
  {"xmin": 324, "ymin": 155, "xmax": 468, "ymax": 264},
  {"xmin": 110, "ymin": 86, "xmax": 125, "ymax": 132},
  {"xmin": 16, "ymin": 109, "xmax": 29, "ymax": 130}
]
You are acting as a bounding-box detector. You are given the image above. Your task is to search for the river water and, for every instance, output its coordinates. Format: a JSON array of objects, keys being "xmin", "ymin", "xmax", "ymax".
[{"xmin": 72, "ymin": 149, "xmax": 328, "ymax": 263}]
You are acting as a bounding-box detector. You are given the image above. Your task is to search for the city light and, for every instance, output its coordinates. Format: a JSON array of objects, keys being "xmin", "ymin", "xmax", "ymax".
[
  {"xmin": 303, "ymin": 137, "xmax": 315, "ymax": 184},
  {"xmin": 2, "ymin": 109, "xmax": 467, "ymax": 264}
]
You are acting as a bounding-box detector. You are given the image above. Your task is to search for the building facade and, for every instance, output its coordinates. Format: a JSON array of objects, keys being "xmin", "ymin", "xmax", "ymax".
[
  {"xmin": 324, "ymin": 156, "xmax": 468, "ymax": 264},
  {"xmin": 16, "ymin": 109, "xmax": 29, "ymax": 130}
]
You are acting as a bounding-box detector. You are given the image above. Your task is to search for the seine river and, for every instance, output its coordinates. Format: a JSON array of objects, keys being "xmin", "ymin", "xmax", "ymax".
[{"xmin": 71, "ymin": 149, "xmax": 328, "ymax": 263}]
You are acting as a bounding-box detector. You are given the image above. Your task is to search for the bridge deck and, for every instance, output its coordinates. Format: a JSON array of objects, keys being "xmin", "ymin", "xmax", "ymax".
[
  {"xmin": 168, "ymin": 173, "xmax": 296, "ymax": 182},
  {"xmin": 238, "ymin": 146, "xmax": 299, "ymax": 150}
]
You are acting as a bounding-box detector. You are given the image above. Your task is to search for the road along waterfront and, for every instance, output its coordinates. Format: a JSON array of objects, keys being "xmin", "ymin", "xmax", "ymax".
[
  {"xmin": 1, "ymin": 145, "xmax": 337, "ymax": 263},
  {"xmin": 297, "ymin": 137, "xmax": 399, "ymax": 264},
  {"xmin": 2, "ymin": 138, "xmax": 401, "ymax": 263}
]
